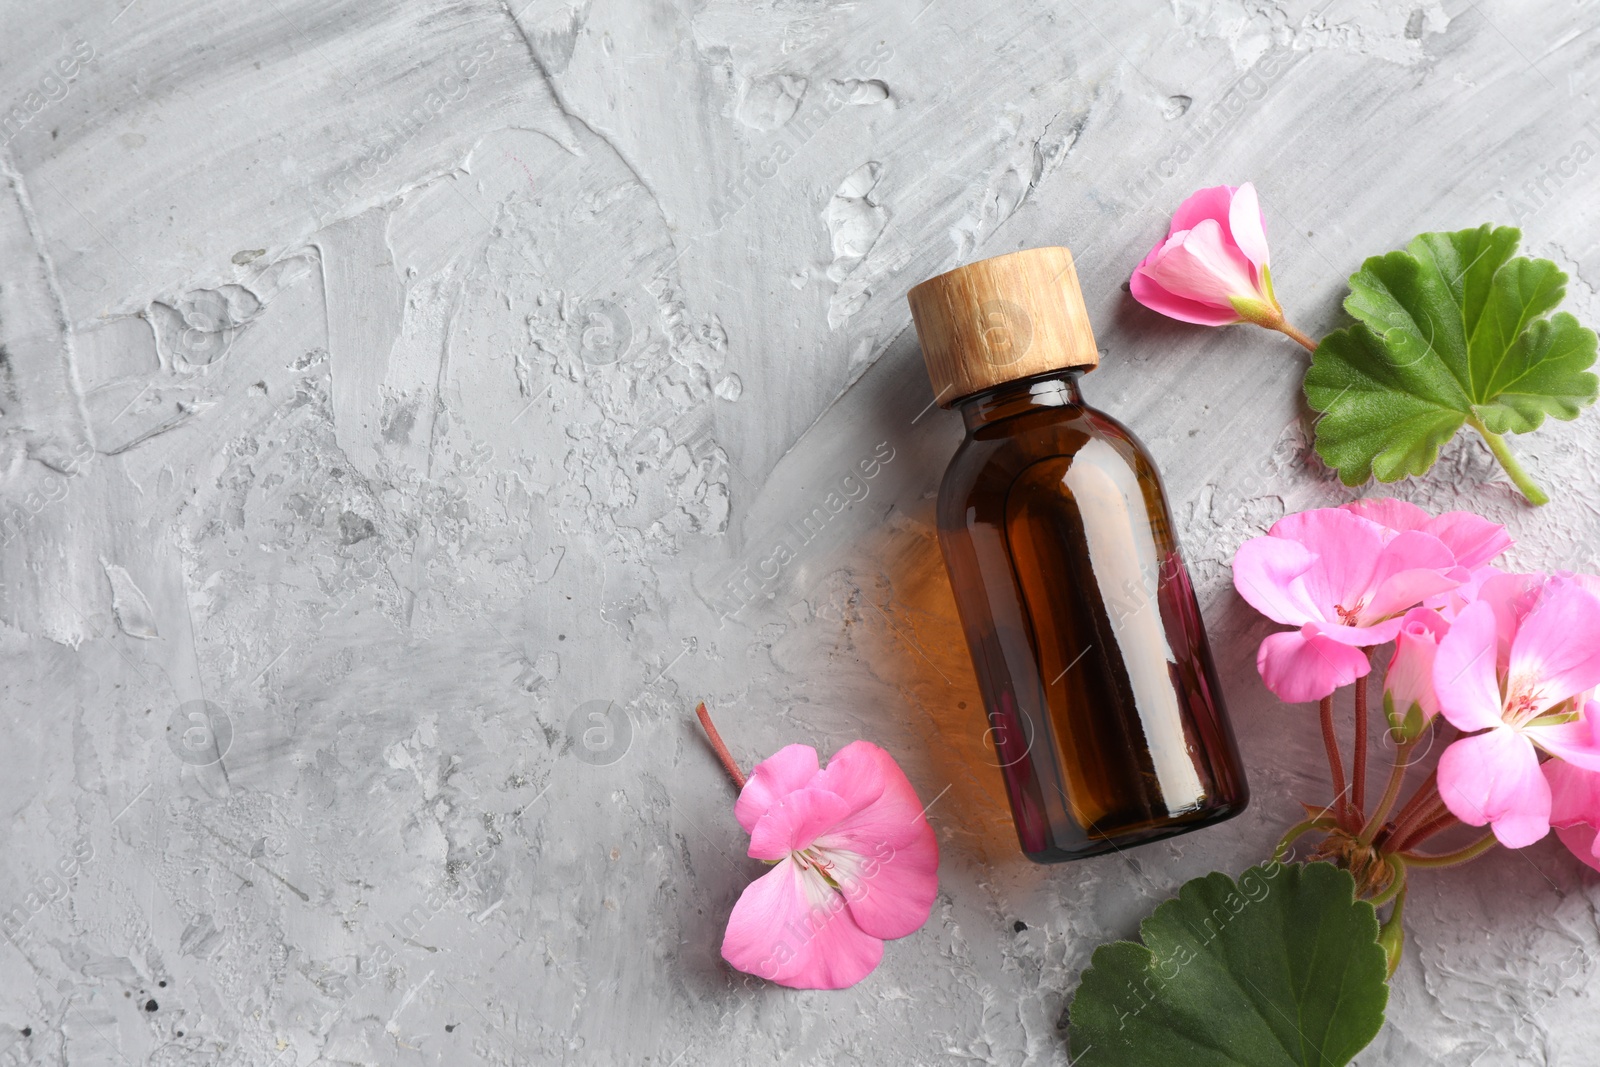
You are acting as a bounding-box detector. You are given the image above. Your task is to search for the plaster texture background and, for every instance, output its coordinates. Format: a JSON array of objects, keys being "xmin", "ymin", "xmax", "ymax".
[{"xmin": 2, "ymin": 0, "xmax": 1600, "ymax": 1063}]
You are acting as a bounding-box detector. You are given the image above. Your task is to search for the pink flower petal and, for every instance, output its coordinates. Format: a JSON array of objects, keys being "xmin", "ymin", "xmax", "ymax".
[
  {"xmin": 721, "ymin": 858, "xmax": 884, "ymax": 989},
  {"xmin": 747, "ymin": 786, "xmax": 853, "ymax": 860},
  {"xmin": 1256, "ymin": 628, "xmax": 1372, "ymax": 703},
  {"xmin": 1337, "ymin": 497, "xmax": 1511, "ymax": 569},
  {"xmin": 1339, "ymin": 497, "xmax": 1431, "ymax": 534},
  {"xmin": 1555, "ymin": 824, "xmax": 1600, "ymax": 873},
  {"xmin": 807, "ymin": 743, "xmax": 941, "ymax": 941},
  {"xmin": 1546, "ymin": 757, "xmax": 1600, "ymax": 828},
  {"xmin": 1427, "ymin": 564, "xmax": 1503, "ymax": 621},
  {"xmin": 1437, "ymin": 728, "xmax": 1551, "ymax": 848},
  {"xmin": 1432, "ymin": 601, "xmax": 1508, "ymax": 734},
  {"xmin": 1231, "ymin": 534, "xmax": 1321, "ymax": 627},
  {"xmin": 1572, "ymin": 573, "xmax": 1600, "ymax": 602},
  {"xmin": 1306, "ymin": 617, "xmax": 1405, "ymax": 648},
  {"xmin": 1527, "ymin": 704, "xmax": 1600, "ymax": 773},
  {"xmin": 1385, "ymin": 606, "xmax": 1450, "ymax": 720},
  {"xmin": 1268, "ymin": 509, "xmax": 1387, "ymax": 618},
  {"xmin": 1397, "ymin": 604, "xmax": 1451, "ymax": 641},
  {"xmin": 1364, "ymin": 530, "xmax": 1463, "ymax": 619},
  {"xmin": 1227, "ymin": 182, "xmax": 1271, "ymax": 271},
  {"xmin": 1506, "ymin": 578, "xmax": 1600, "ymax": 715},
  {"xmin": 1139, "ymin": 220, "xmax": 1260, "ymax": 310},
  {"xmin": 824, "ymin": 821, "xmax": 939, "ymax": 941},
  {"xmin": 735, "ymin": 744, "xmax": 820, "ymax": 833},
  {"xmin": 813, "ymin": 742, "xmax": 922, "ymax": 852},
  {"xmin": 1423, "ymin": 512, "xmax": 1514, "ymax": 569},
  {"xmin": 1130, "ymin": 268, "xmax": 1244, "ymax": 326},
  {"xmin": 1472, "ymin": 571, "xmax": 1547, "ymax": 665},
  {"xmin": 812, "ymin": 748, "xmax": 889, "ymax": 825},
  {"xmin": 1168, "ymin": 184, "xmax": 1238, "ymax": 236}
]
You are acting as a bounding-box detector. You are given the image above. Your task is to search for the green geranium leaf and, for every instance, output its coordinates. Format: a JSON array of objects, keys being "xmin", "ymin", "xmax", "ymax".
[
  {"xmin": 1067, "ymin": 862, "xmax": 1388, "ymax": 1067},
  {"xmin": 1304, "ymin": 224, "xmax": 1598, "ymax": 505}
]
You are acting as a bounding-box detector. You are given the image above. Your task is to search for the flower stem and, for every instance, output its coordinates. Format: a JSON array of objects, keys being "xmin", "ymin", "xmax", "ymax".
[
  {"xmin": 1386, "ymin": 799, "xmax": 1446, "ymax": 854},
  {"xmin": 1367, "ymin": 855, "xmax": 1407, "ymax": 908},
  {"xmin": 1394, "ymin": 810, "xmax": 1461, "ymax": 853},
  {"xmin": 695, "ymin": 702, "xmax": 747, "ymax": 790},
  {"xmin": 1274, "ymin": 816, "xmax": 1337, "ymax": 863},
  {"xmin": 1320, "ymin": 694, "xmax": 1352, "ymax": 826},
  {"xmin": 1380, "ymin": 770, "xmax": 1439, "ymax": 849},
  {"xmin": 1352, "ymin": 674, "xmax": 1369, "ymax": 816},
  {"xmin": 1378, "ymin": 880, "xmax": 1407, "ymax": 979},
  {"xmin": 1359, "ymin": 738, "xmax": 1416, "ymax": 846},
  {"xmin": 1466, "ymin": 415, "xmax": 1549, "ymax": 506},
  {"xmin": 1400, "ymin": 832, "xmax": 1498, "ymax": 869},
  {"xmin": 1273, "ymin": 320, "xmax": 1319, "ymax": 353}
]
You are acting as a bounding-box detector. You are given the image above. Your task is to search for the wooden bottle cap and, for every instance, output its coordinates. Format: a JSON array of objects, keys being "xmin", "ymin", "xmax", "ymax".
[{"xmin": 906, "ymin": 246, "xmax": 1098, "ymax": 407}]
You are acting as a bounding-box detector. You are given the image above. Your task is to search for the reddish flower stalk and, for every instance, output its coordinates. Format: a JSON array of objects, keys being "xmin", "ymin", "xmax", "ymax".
[
  {"xmin": 1320, "ymin": 695, "xmax": 1352, "ymax": 827},
  {"xmin": 1381, "ymin": 773, "xmax": 1442, "ymax": 850},
  {"xmin": 1352, "ymin": 674, "xmax": 1369, "ymax": 815},
  {"xmin": 696, "ymin": 702, "xmax": 748, "ymax": 790},
  {"xmin": 1395, "ymin": 810, "xmax": 1460, "ymax": 853}
]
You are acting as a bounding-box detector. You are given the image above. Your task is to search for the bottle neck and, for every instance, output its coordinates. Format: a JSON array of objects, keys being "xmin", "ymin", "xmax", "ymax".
[{"xmin": 957, "ymin": 370, "xmax": 1087, "ymax": 431}]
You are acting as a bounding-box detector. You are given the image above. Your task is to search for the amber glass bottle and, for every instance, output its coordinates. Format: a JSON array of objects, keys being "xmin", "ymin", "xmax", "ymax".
[{"xmin": 907, "ymin": 247, "xmax": 1248, "ymax": 862}]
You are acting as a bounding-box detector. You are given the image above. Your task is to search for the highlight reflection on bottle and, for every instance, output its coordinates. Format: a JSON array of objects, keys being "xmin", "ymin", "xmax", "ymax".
[{"xmin": 908, "ymin": 247, "xmax": 1249, "ymax": 863}]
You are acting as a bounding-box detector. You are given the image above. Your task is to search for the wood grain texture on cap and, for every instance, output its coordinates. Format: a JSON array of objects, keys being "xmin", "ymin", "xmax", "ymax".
[{"xmin": 906, "ymin": 247, "xmax": 1099, "ymax": 407}]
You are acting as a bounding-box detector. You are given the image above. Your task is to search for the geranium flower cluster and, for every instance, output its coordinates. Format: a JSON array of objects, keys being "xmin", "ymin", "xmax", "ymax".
[{"xmin": 1233, "ymin": 499, "xmax": 1600, "ymax": 869}]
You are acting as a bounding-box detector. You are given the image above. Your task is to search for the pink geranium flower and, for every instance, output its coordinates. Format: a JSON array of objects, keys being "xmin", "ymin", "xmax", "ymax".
[
  {"xmin": 720, "ymin": 741, "xmax": 939, "ymax": 989},
  {"xmin": 1131, "ymin": 183, "xmax": 1281, "ymax": 328},
  {"xmin": 1232, "ymin": 508, "xmax": 1464, "ymax": 702},
  {"xmin": 1433, "ymin": 575, "xmax": 1600, "ymax": 847}
]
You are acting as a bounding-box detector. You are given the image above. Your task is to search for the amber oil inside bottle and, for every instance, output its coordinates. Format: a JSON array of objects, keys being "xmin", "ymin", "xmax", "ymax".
[{"xmin": 936, "ymin": 369, "xmax": 1248, "ymax": 862}]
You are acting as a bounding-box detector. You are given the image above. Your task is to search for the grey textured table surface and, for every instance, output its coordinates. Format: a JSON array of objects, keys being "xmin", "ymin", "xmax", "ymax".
[{"xmin": 3, "ymin": 0, "xmax": 1599, "ymax": 1064}]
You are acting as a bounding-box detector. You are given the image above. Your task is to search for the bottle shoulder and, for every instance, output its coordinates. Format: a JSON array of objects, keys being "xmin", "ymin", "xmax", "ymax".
[{"xmin": 939, "ymin": 405, "xmax": 1156, "ymax": 507}]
